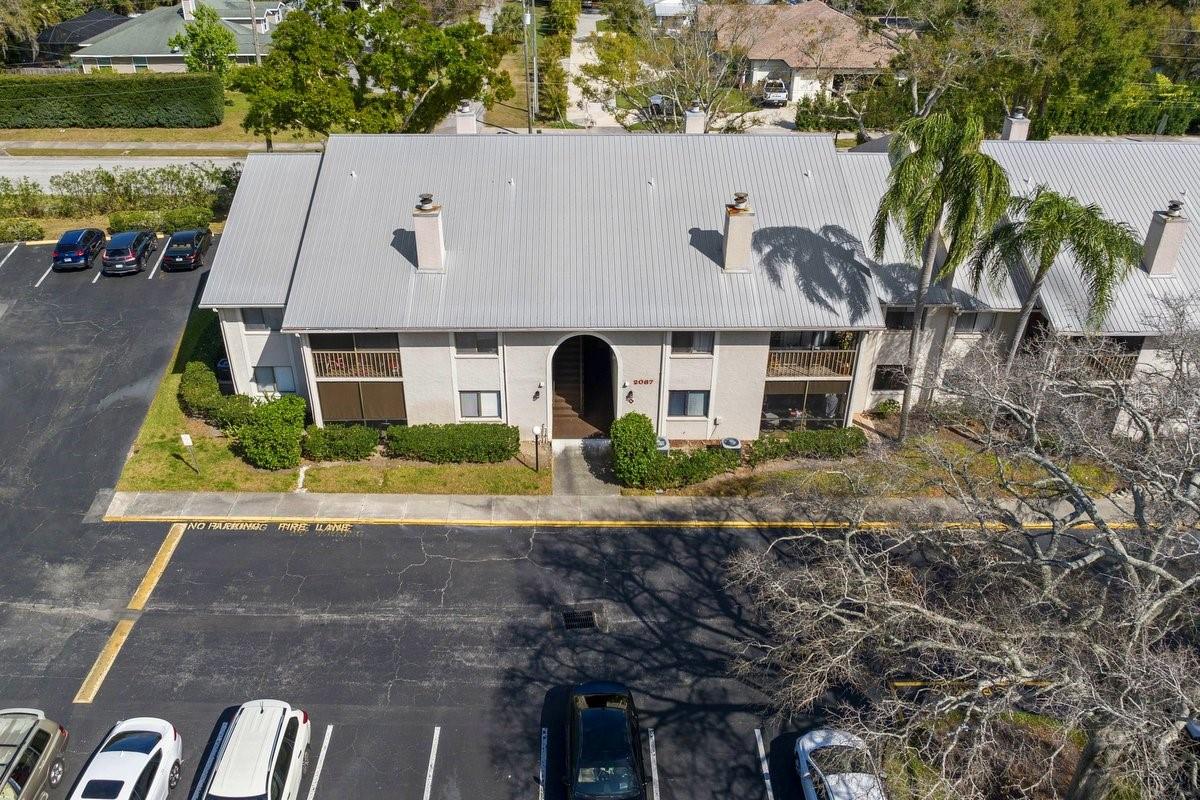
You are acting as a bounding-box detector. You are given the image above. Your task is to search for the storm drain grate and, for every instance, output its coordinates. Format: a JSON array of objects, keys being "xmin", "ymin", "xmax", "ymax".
[{"xmin": 561, "ymin": 608, "xmax": 599, "ymax": 631}]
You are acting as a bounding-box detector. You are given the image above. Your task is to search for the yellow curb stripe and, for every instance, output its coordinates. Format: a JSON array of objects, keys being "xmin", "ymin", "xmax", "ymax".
[
  {"xmin": 73, "ymin": 619, "xmax": 135, "ymax": 704},
  {"xmin": 127, "ymin": 523, "xmax": 186, "ymax": 611},
  {"xmin": 20, "ymin": 239, "xmax": 57, "ymax": 246},
  {"xmin": 102, "ymin": 514, "xmax": 1139, "ymax": 531}
]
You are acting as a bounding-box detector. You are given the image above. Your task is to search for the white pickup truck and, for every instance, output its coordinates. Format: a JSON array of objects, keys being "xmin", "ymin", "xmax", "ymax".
[{"xmin": 761, "ymin": 79, "xmax": 789, "ymax": 108}]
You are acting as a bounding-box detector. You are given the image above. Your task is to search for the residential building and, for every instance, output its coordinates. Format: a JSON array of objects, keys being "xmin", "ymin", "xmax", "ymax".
[
  {"xmin": 698, "ymin": 1, "xmax": 897, "ymax": 101},
  {"xmin": 36, "ymin": 9, "xmax": 130, "ymax": 64},
  {"xmin": 201, "ymin": 131, "xmax": 1198, "ymax": 442},
  {"xmin": 71, "ymin": 0, "xmax": 282, "ymax": 73}
]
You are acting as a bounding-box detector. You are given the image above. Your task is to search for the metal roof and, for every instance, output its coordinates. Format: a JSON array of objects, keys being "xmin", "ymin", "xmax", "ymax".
[
  {"xmin": 982, "ymin": 140, "xmax": 1200, "ymax": 335},
  {"xmin": 202, "ymin": 152, "xmax": 321, "ymax": 308},
  {"xmin": 278, "ymin": 134, "xmax": 886, "ymax": 331},
  {"xmin": 74, "ymin": 4, "xmax": 272, "ymax": 59}
]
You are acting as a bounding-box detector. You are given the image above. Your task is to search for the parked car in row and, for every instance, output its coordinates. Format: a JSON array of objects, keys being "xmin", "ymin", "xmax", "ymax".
[
  {"xmin": 101, "ymin": 230, "xmax": 158, "ymax": 276},
  {"xmin": 51, "ymin": 229, "xmax": 106, "ymax": 271},
  {"xmin": 161, "ymin": 228, "xmax": 213, "ymax": 271},
  {"xmin": 0, "ymin": 708, "xmax": 70, "ymax": 800},
  {"xmin": 567, "ymin": 682, "xmax": 647, "ymax": 800},
  {"xmin": 66, "ymin": 718, "xmax": 182, "ymax": 800},
  {"xmin": 200, "ymin": 700, "xmax": 310, "ymax": 800},
  {"xmin": 795, "ymin": 729, "xmax": 888, "ymax": 800}
]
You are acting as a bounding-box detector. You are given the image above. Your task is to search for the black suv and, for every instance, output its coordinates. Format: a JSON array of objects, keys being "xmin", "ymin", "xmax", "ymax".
[
  {"xmin": 567, "ymin": 682, "xmax": 647, "ymax": 800},
  {"xmin": 162, "ymin": 227, "xmax": 213, "ymax": 271},
  {"xmin": 101, "ymin": 229, "xmax": 157, "ymax": 275},
  {"xmin": 51, "ymin": 228, "xmax": 105, "ymax": 270}
]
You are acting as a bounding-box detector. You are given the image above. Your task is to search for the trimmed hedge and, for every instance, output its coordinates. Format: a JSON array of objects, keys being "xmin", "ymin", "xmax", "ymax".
[
  {"xmin": 0, "ymin": 72, "xmax": 224, "ymax": 128},
  {"xmin": 108, "ymin": 211, "xmax": 160, "ymax": 233},
  {"xmin": 109, "ymin": 206, "xmax": 214, "ymax": 234},
  {"xmin": 610, "ymin": 412, "xmax": 739, "ymax": 489},
  {"xmin": 644, "ymin": 447, "xmax": 740, "ymax": 490},
  {"xmin": 0, "ymin": 217, "xmax": 44, "ymax": 242},
  {"xmin": 385, "ymin": 423, "xmax": 519, "ymax": 463},
  {"xmin": 610, "ymin": 412, "xmax": 658, "ymax": 488},
  {"xmin": 745, "ymin": 427, "xmax": 868, "ymax": 467},
  {"xmin": 303, "ymin": 424, "xmax": 380, "ymax": 462},
  {"xmin": 178, "ymin": 360, "xmax": 255, "ymax": 432},
  {"xmin": 238, "ymin": 395, "xmax": 307, "ymax": 470}
]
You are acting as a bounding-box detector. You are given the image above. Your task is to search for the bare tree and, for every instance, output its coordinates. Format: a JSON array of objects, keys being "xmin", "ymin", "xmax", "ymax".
[{"xmin": 731, "ymin": 298, "xmax": 1200, "ymax": 800}]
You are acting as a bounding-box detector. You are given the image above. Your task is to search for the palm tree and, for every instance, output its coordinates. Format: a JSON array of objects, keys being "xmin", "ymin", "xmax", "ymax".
[
  {"xmin": 971, "ymin": 185, "xmax": 1142, "ymax": 369},
  {"xmin": 871, "ymin": 112, "xmax": 1011, "ymax": 441}
]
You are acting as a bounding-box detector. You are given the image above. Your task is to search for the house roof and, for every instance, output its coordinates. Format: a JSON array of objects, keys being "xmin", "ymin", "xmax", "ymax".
[
  {"xmin": 202, "ymin": 152, "xmax": 322, "ymax": 308},
  {"xmin": 981, "ymin": 140, "xmax": 1200, "ymax": 335},
  {"xmin": 72, "ymin": 3, "xmax": 271, "ymax": 59},
  {"xmin": 37, "ymin": 9, "xmax": 129, "ymax": 55},
  {"xmin": 699, "ymin": 1, "xmax": 897, "ymax": 72}
]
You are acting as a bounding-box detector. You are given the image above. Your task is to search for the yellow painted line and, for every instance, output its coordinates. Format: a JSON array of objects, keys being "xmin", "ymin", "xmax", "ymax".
[
  {"xmin": 21, "ymin": 239, "xmax": 58, "ymax": 246},
  {"xmin": 73, "ymin": 619, "xmax": 135, "ymax": 704},
  {"xmin": 127, "ymin": 523, "xmax": 186, "ymax": 611},
  {"xmin": 102, "ymin": 514, "xmax": 1139, "ymax": 531}
]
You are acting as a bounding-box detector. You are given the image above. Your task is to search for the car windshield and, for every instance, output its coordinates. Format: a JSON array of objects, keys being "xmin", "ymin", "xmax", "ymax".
[
  {"xmin": 106, "ymin": 248, "xmax": 128, "ymax": 256},
  {"xmin": 102, "ymin": 730, "xmax": 161, "ymax": 754},
  {"xmin": 167, "ymin": 234, "xmax": 195, "ymax": 251},
  {"xmin": 575, "ymin": 708, "xmax": 637, "ymax": 797},
  {"xmin": 58, "ymin": 232, "xmax": 84, "ymax": 245},
  {"xmin": 81, "ymin": 780, "xmax": 124, "ymax": 799},
  {"xmin": 811, "ymin": 745, "xmax": 873, "ymax": 776},
  {"xmin": 205, "ymin": 795, "xmax": 267, "ymax": 800},
  {"xmin": 109, "ymin": 234, "xmax": 137, "ymax": 247}
]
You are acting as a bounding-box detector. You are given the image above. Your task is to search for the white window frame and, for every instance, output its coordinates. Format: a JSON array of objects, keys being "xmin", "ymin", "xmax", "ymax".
[
  {"xmin": 254, "ymin": 365, "xmax": 296, "ymax": 395},
  {"xmin": 454, "ymin": 332, "xmax": 499, "ymax": 357},
  {"xmin": 666, "ymin": 389, "xmax": 710, "ymax": 418},
  {"xmin": 459, "ymin": 390, "xmax": 502, "ymax": 419},
  {"xmin": 670, "ymin": 331, "xmax": 715, "ymax": 356},
  {"xmin": 242, "ymin": 307, "xmax": 283, "ymax": 331}
]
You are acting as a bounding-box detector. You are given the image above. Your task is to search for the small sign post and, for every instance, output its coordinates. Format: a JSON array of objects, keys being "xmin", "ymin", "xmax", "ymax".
[{"xmin": 179, "ymin": 433, "xmax": 199, "ymax": 474}]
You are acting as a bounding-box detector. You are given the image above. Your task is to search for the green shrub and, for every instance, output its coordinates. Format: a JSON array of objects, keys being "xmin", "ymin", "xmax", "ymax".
[
  {"xmin": 0, "ymin": 217, "xmax": 44, "ymax": 242},
  {"xmin": 211, "ymin": 394, "xmax": 256, "ymax": 431},
  {"xmin": 0, "ymin": 178, "xmax": 50, "ymax": 217},
  {"xmin": 160, "ymin": 205, "xmax": 213, "ymax": 232},
  {"xmin": 237, "ymin": 395, "xmax": 307, "ymax": 470},
  {"xmin": 385, "ymin": 423, "xmax": 519, "ymax": 463},
  {"xmin": 178, "ymin": 359, "xmax": 255, "ymax": 432},
  {"xmin": 303, "ymin": 424, "xmax": 380, "ymax": 461},
  {"xmin": 746, "ymin": 427, "xmax": 868, "ymax": 467},
  {"xmin": 644, "ymin": 447, "xmax": 739, "ymax": 490},
  {"xmin": 108, "ymin": 210, "xmax": 161, "ymax": 233},
  {"xmin": 0, "ymin": 72, "xmax": 224, "ymax": 128},
  {"xmin": 610, "ymin": 413, "xmax": 658, "ymax": 487},
  {"xmin": 871, "ymin": 398, "xmax": 901, "ymax": 418}
]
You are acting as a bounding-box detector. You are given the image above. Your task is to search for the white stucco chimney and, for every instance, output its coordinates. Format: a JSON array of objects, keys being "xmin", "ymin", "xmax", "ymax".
[
  {"xmin": 413, "ymin": 193, "xmax": 446, "ymax": 273},
  {"xmin": 722, "ymin": 192, "xmax": 755, "ymax": 273},
  {"xmin": 181, "ymin": 0, "xmax": 196, "ymax": 21},
  {"xmin": 684, "ymin": 99, "xmax": 705, "ymax": 135},
  {"xmin": 1001, "ymin": 106, "xmax": 1030, "ymax": 141},
  {"xmin": 1143, "ymin": 199, "xmax": 1187, "ymax": 277},
  {"xmin": 455, "ymin": 100, "xmax": 478, "ymax": 135}
]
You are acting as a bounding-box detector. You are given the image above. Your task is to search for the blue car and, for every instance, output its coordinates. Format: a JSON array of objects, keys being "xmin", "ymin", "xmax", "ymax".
[
  {"xmin": 51, "ymin": 228, "xmax": 106, "ymax": 270},
  {"xmin": 101, "ymin": 229, "xmax": 157, "ymax": 275}
]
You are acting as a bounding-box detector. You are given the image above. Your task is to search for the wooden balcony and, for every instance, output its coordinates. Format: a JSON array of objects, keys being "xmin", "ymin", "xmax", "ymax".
[
  {"xmin": 312, "ymin": 350, "xmax": 402, "ymax": 378},
  {"xmin": 767, "ymin": 349, "xmax": 856, "ymax": 378},
  {"xmin": 1086, "ymin": 352, "xmax": 1139, "ymax": 381}
]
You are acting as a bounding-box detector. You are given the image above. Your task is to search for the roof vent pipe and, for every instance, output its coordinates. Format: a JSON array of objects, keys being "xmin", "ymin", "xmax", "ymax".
[
  {"xmin": 684, "ymin": 99, "xmax": 705, "ymax": 135},
  {"xmin": 1143, "ymin": 199, "xmax": 1188, "ymax": 277},
  {"xmin": 413, "ymin": 193, "xmax": 446, "ymax": 272},
  {"xmin": 1001, "ymin": 106, "xmax": 1030, "ymax": 141},
  {"xmin": 722, "ymin": 191, "xmax": 755, "ymax": 273},
  {"xmin": 455, "ymin": 100, "xmax": 478, "ymax": 135}
]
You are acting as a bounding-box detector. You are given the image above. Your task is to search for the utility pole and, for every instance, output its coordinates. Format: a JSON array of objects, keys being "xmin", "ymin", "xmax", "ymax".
[
  {"xmin": 530, "ymin": 0, "xmax": 539, "ymax": 119},
  {"xmin": 522, "ymin": 0, "xmax": 533, "ymax": 132},
  {"xmin": 249, "ymin": 0, "xmax": 270, "ymax": 151}
]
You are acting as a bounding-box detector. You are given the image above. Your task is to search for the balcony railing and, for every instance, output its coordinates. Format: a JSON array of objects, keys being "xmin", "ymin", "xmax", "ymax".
[
  {"xmin": 1085, "ymin": 352, "xmax": 1139, "ymax": 381},
  {"xmin": 767, "ymin": 349, "xmax": 856, "ymax": 378},
  {"xmin": 313, "ymin": 350, "xmax": 402, "ymax": 378}
]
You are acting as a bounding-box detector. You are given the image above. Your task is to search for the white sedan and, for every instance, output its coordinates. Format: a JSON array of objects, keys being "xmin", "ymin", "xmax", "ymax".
[
  {"xmin": 795, "ymin": 729, "xmax": 888, "ymax": 800},
  {"xmin": 68, "ymin": 718, "xmax": 182, "ymax": 800}
]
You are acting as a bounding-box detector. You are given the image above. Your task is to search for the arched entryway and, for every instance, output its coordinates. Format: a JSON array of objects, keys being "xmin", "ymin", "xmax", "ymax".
[{"xmin": 551, "ymin": 335, "xmax": 615, "ymax": 439}]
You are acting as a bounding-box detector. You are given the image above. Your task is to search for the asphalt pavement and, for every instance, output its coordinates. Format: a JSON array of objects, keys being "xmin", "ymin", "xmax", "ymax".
[{"xmin": 0, "ymin": 157, "xmax": 245, "ymax": 188}]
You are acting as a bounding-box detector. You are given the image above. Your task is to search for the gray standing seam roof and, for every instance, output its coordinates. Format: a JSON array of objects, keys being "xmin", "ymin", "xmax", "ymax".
[
  {"xmin": 982, "ymin": 140, "xmax": 1200, "ymax": 335},
  {"xmin": 201, "ymin": 152, "xmax": 321, "ymax": 308},
  {"xmin": 278, "ymin": 134, "xmax": 887, "ymax": 332}
]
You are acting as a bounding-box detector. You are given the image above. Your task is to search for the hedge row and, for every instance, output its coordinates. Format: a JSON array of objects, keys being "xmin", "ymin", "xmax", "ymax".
[
  {"xmin": 238, "ymin": 396, "xmax": 307, "ymax": 470},
  {"xmin": 0, "ymin": 218, "xmax": 44, "ymax": 242},
  {"xmin": 385, "ymin": 423, "xmax": 520, "ymax": 463},
  {"xmin": 0, "ymin": 72, "xmax": 224, "ymax": 128},
  {"xmin": 109, "ymin": 206, "xmax": 213, "ymax": 233},
  {"xmin": 178, "ymin": 361, "xmax": 255, "ymax": 431},
  {"xmin": 745, "ymin": 428, "xmax": 868, "ymax": 467},
  {"xmin": 303, "ymin": 424, "xmax": 380, "ymax": 461}
]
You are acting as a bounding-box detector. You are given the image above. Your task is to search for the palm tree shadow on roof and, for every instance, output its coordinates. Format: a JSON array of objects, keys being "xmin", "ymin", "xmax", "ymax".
[{"xmin": 753, "ymin": 225, "xmax": 879, "ymax": 326}]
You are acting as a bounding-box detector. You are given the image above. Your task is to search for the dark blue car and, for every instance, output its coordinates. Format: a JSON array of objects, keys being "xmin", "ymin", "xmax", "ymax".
[
  {"xmin": 567, "ymin": 682, "xmax": 648, "ymax": 800},
  {"xmin": 101, "ymin": 229, "xmax": 157, "ymax": 276},
  {"xmin": 51, "ymin": 228, "xmax": 105, "ymax": 270}
]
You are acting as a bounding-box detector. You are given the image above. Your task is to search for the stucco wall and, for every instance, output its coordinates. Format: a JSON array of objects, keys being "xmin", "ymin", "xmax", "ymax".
[{"xmin": 217, "ymin": 307, "xmax": 306, "ymax": 401}]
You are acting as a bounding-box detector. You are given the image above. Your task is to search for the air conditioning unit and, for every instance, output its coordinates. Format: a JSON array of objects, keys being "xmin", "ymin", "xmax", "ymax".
[
  {"xmin": 655, "ymin": 436, "xmax": 670, "ymax": 452},
  {"xmin": 720, "ymin": 437, "xmax": 742, "ymax": 452}
]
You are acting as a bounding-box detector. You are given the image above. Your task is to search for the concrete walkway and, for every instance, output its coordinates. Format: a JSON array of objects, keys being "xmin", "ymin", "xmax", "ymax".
[
  {"xmin": 552, "ymin": 440, "xmax": 620, "ymax": 496},
  {"xmin": 566, "ymin": 13, "xmax": 623, "ymax": 129}
]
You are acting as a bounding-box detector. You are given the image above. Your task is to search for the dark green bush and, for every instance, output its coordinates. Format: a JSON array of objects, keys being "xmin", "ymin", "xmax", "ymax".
[
  {"xmin": 108, "ymin": 211, "xmax": 160, "ymax": 233},
  {"xmin": 610, "ymin": 413, "xmax": 658, "ymax": 487},
  {"xmin": 0, "ymin": 72, "xmax": 224, "ymax": 128},
  {"xmin": 0, "ymin": 217, "xmax": 44, "ymax": 242},
  {"xmin": 746, "ymin": 427, "xmax": 868, "ymax": 467},
  {"xmin": 385, "ymin": 423, "xmax": 519, "ymax": 463},
  {"xmin": 644, "ymin": 447, "xmax": 740, "ymax": 490},
  {"xmin": 238, "ymin": 395, "xmax": 307, "ymax": 470},
  {"xmin": 211, "ymin": 394, "xmax": 256, "ymax": 431},
  {"xmin": 871, "ymin": 398, "xmax": 901, "ymax": 418},
  {"xmin": 303, "ymin": 424, "xmax": 380, "ymax": 461},
  {"xmin": 178, "ymin": 360, "xmax": 254, "ymax": 432},
  {"xmin": 160, "ymin": 205, "xmax": 213, "ymax": 232}
]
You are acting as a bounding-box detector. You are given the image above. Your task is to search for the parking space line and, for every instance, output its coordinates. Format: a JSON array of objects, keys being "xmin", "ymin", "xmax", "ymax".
[
  {"xmin": 0, "ymin": 244, "xmax": 17, "ymax": 271},
  {"xmin": 647, "ymin": 728, "xmax": 660, "ymax": 800},
  {"xmin": 34, "ymin": 264, "xmax": 53, "ymax": 288},
  {"xmin": 538, "ymin": 727, "xmax": 547, "ymax": 800},
  {"xmin": 305, "ymin": 725, "xmax": 334, "ymax": 800},
  {"xmin": 127, "ymin": 523, "xmax": 186, "ymax": 611},
  {"xmin": 147, "ymin": 243, "xmax": 167, "ymax": 280},
  {"xmin": 422, "ymin": 727, "xmax": 441, "ymax": 800},
  {"xmin": 91, "ymin": 268, "xmax": 103, "ymax": 285},
  {"xmin": 73, "ymin": 619, "xmax": 134, "ymax": 703},
  {"xmin": 188, "ymin": 720, "xmax": 229, "ymax": 800},
  {"xmin": 754, "ymin": 729, "xmax": 775, "ymax": 800}
]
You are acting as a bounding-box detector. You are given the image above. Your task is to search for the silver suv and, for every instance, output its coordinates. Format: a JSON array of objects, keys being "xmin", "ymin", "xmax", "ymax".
[{"xmin": 0, "ymin": 709, "xmax": 69, "ymax": 800}]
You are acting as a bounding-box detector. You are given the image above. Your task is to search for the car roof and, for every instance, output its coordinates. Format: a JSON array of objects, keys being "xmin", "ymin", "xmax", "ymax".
[
  {"xmin": 169, "ymin": 230, "xmax": 198, "ymax": 242},
  {"xmin": 797, "ymin": 728, "xmax": 869, "ymax": 755},
  {"xmin": 70, "ymin": 720, "xmax": 172, "ymax": 800},
  {"xmin": 572, "ymin": 681, "xmax": 632, "ymax": 699},
  {"xmin": 58, "ymin": 229, "xmax": 91, "ymax": 243},
  {"xmin": 108, "ymin": 231, "xmax": 144, "ymax": 245},
  {"xmin": 0, "ymin": 710, "xmax": 43, "ymax": 778},
  {"xmin": 820, "ymin": 773, "xmax": 888, "ymax": 800},
  {"xmin": 207, "ymin": 701, "xmax": 290, "ymax": 797}
]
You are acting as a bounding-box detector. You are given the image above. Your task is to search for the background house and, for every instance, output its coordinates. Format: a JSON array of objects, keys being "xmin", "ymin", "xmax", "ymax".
[{"xmin": 35, "ymin": 9, "xmax": 130, "ymax": 64}]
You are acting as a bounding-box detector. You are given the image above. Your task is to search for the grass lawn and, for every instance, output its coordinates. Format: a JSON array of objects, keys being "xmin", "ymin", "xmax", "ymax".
[
  {"xmin": 305, "ymin": 460, "xmax": 552, "ymax": 495},
  {"xmin": 0, "ymin": 92, "xmax": 321, "ymax": 145}
]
